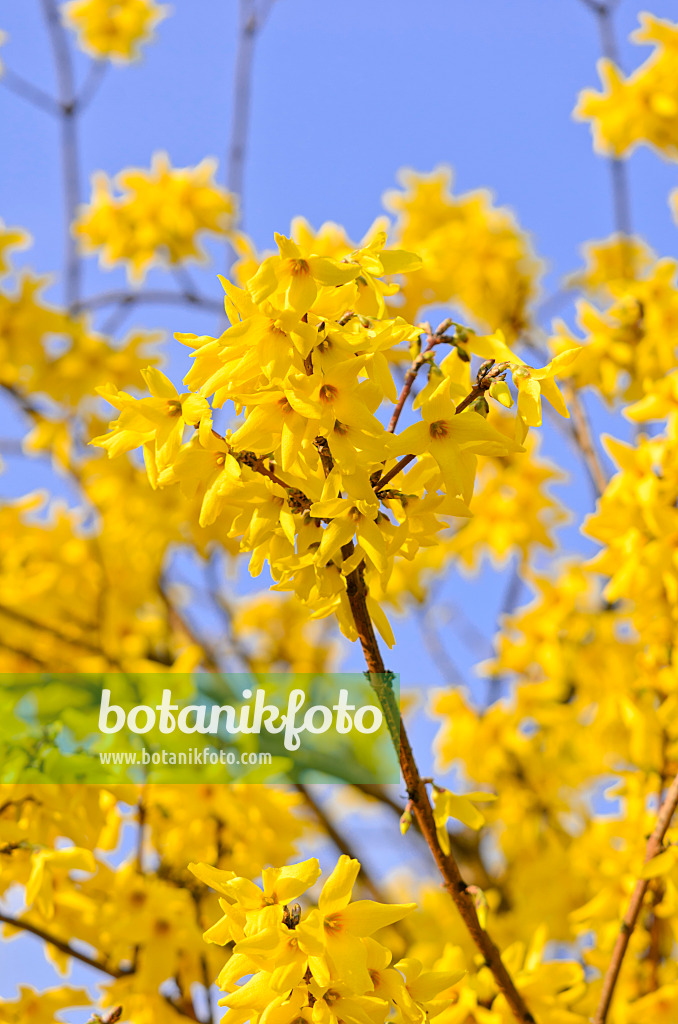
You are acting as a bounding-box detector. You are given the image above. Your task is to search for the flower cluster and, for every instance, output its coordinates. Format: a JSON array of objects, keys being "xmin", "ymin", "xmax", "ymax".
[
  {"xmin": 0, "ymin": 781, "xmax": 306, "ymax": 1022},
  {"xmin": 575, "ymin": 14, "xmax": 678, "ymax": 158},
  {"xmin": 191, "ymin": 854, "xmax": 461, "ymax": 1024},
  {"xmin": 384, "ymin": 168, "xmax": 542, "ymax": 340},
  {"xmin": 62, "ymin": 0, "xmax": 169, "ymax": 62},
  {"xmin": 551, "ymin": 245, "xmax": 678, "ymax": 404},
  {"xmin": 75, "ymin": 152, "xmax": 236, "ymax": 282},
  {"xmin": 92, "ymin": 230, "xmax": 576, "ymax": 647}
]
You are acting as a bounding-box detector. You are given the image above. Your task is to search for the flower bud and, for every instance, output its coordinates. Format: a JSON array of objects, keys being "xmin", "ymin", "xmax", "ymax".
[
  {"xmin": 489, "ymin": 380, "xmax": 514, "ymax": 408},
  {"xmin": 400, "ymin": 801, "xmax": 414, "ymax": 835}
]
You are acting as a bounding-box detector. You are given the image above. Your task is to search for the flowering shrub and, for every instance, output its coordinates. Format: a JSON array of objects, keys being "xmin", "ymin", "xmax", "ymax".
[{"xmin": 2, "ymin": 5, "xmax": 678, "ymax": 1024}]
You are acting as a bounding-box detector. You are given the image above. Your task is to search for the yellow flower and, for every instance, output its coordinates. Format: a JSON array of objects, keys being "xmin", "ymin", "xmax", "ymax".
[
  {"xmin": 91, "ymin": 367, "xmax": 209, "ymax": 483},
  {"xmin": 26, "ymin": 846, "xmax": 96, "ymax": 919},
  {"xmin": 311, "ymin": 470, "xmax": 389, "ymax": 575},
  {"xmin": 75, "ymin": 154, "xmax": 235, "ymax": 282},
  {"xmin": 62, "ymin": 0, "xmax": 169, "ymax": 62},
  {"xmin": 431, "ymin": 787, "xmax": 496, "ymax": 855},
  {"xmin": 575, "ymin": 14, "xmax": 678, "ymax": 158},
  {"xmin": 0, "ymin": 219, "xmax": 29, "ymax": 277},
  {"xmin": 384, "ymin": 166, "xmax": 541, "ymax": 338},
  {"xmin": 0, "ymin": 986, "xmax": 90, "ymax": 1024},
  {"xmin": 393, "ymin": 379, "xmax": 524, "ymax": 501},
  {"xmin": 248, "ymin": 234, "xmax": 360, "ymax": 315},
  {"xmin": 296, "ymin": 855, "xmax": 416, "ymax": 993},
  {"xmin": 511, "ymin": 349, "xmax": 580, "ymax": 436}
]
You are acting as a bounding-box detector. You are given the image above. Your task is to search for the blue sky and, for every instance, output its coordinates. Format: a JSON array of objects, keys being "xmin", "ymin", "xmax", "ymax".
[{"xmin": 2, "ymin": 0, "xmax": 678, "ymax": 997}]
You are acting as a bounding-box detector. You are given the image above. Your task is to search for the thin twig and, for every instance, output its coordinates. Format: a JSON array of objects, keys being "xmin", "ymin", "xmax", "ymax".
[
  {"xmin": 535, "ymin": 285, "xmax": 577, "ymax": 325},
  {"xmin": 388, "ymin": 332, "xmax": 437, "ymax": 433},
  {"xmin": 136, "ymin": 796, "xmax": 146, "ymax": 873},
  {"xmin": 0, "ymin": 911, "xmax": 129, "ymax": 978},
  {"xmin": 0, "ymin": 602, "xmax": 111, "ymax": 657},
  {"xmin": 74, "ymin": 288, "xmax": 224, "ymax": 316},
  {"xmin": 226, "ymin": 0, "xmax": 276, "ymax": 270},
  {"xmin": 579, "ymin": 0, "xmax": 632, "ymax": 238},
  {"xmin": 294, "ymin": 783, "xmax": 388, "ymax": 902},
  {"xmin": 228, "ymin": 0, "xmax": 275, "ymax": 210},
  {"xmin": 485, "ymin": 560, "xmax": 524, "ymax": 706},
  {"xmin": 76, "ymin": 59, "xmax": 107, "ymax": 112},
  {"xmin": 375, "ymin": 366, "xmax": 503, "ymax": 492},
  {"xmin": 562, "ymin": 382, "xmax": 608, "ymax": 498},
  {"xmin": 375, "ymin": 453, "xmax": 416, "ymax": 491},
  {"xmin": 0, "ymin": 68, "xmax": 60, "ymax": 115},
  {"xmin": 593, "ymin": 771, "xmax": 678, "ymax": 1023},
  {"xmin": 416, "ymin": 605, "xmax": 466, "ymax": 687},
  {"xmin": 306, "ymin": 414, "xmax": 535, "ymax": 1023},
  {"xmin": 351, "ymin": 782, "xmax": 496, "ymax": 890},
  {"xmin": 158, "ymin": 578, "xmax": 223, "ymax": 672},
  {"xmin": 40, "ymin": 0, "xmax": 82, "ymax": 309}
]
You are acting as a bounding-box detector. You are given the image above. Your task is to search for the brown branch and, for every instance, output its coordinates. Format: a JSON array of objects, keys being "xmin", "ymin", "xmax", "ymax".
[
  {"xmin": 75, "ymin": 60, "xmax": 107, "ymax": 113},
  {"xmin": 351, "ymin": 782, "xmax": 496, "ymax": 891},
  {"xmin": 86, "ymin": 1008, "xmax": 122, "ymax": 1024},
  {"xmin": 593, "ymin": 771, "xmax": 678, "ymax": 1023},
  {"xmin": 0, "ymin": 641, "xmax": 51, "ymax": 668},
  {"xmin": 374, "ymin": 453, "xmax": 416, "ymax": 491},
  {"xmin": 562, "ymin": 382, "xmax": 607, "ymax": 498},
  {"xmin": 342, "ymin": 560, "xmax": 535, "ymax": 1022},
  {"xmin": 136, "ymin": 796, "xmax": 146, "ymax": 873},
  {"xmin": 313, "ymin": 406, "xmax": 524, "ymax": 1003},
  {"xmin": 0, "ymin": 911, "xmax": 129, "ymax": 978},
  {"xmin": 388, "ymin": 331, "xmax": 437, "ymax": 433}
]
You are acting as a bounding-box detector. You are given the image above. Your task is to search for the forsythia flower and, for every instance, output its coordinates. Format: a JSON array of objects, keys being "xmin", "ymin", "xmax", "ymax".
[
  {"xmin": 0, "ymin": 986, "xmax": 90, "ymax": 1024},
  {"xmin": 551, "ymin": 253, "xmax": 678, "ymax": 404},
  {"xmin": 25, "ymin": 846, "xmax": 96, "ymax": 918},
  {"xmin": 575, "ymin": 13, "xmax": 678, "ymax": 158},
  {"xmin": 0, "ymin": 219, "xmax": 29, "ymax": 277},
  {"xmin": 384, "ymin": 167, "xmax": 542, "ymax": 339},
  {"xmin": 431, "ymin": 786, "xmax": 496, "ymax": 854},
  {"xmin": 62, "ymin": 0, "xmax": 169, "ymax": 62},
  {"xmin": 92, "ymin": 367, "xmax": 209, "ymax": 484},
  {"xmin": 570, "ymin": 234, "xmax": 655, "ymax": 298},
  {"xmin": 584, "ymin": 434, "xmax": 678, "ymax": 646},
  {"xmin": 75, "ymin": 153, "xmax": 235, "ymax": 282},
  {"xmin": 190, "ymin": 855, "xmax": 457, "ymax": 1024},
  {"xmin": 92, "ymin": 229, "xmax": 552, "ymax": 648}
]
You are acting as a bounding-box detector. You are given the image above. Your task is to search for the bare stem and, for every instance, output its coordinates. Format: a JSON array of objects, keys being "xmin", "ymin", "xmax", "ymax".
[
  {"xmin": 40, "ymin": 0, "xmax": 82, "ymax": 310},
  {"xmin": 294, "ymin": 783, "xmax": 388, "ymax": 902},
  {"xmin": 374, "ymin": 453, "xmax": 416, "ymax": 491},
  {"xmin": 227, "ymin": 0, "xmax": 275, "ymax": 264},
  {"xmin": 579, "ymin": 0, "xmax": 632, "ymax": 238},
  {"xmin": 562, "ymin": 382, "xmax": 607, "ymax": 498},
  {"xmin": 388, "ymin": 332, "xmax": 437, "ymax": 433},
  {"xmin": 74, "ymin": 288, "xmax": 225, "ymax": 317},
  {"xmin": 0, "ymin": 911, "xmax": 128, "ymax": 978},
  {"xmin": 593, "ymin": 771, "xmax": 678, "ymax": 1023},
  {"xmin": 0, "ymin": 68, "xmax": 60, "ymax": 115},
  {"xmin": 76, "ymin": 59, "xmax": 107, "ymax": 112}
]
